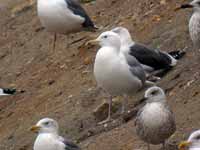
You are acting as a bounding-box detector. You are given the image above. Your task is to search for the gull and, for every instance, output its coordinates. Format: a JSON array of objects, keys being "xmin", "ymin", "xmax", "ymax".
[
  {"xmin": 111, "ymin": 27, "xmax": 185, "ymax": 76},
  {"xmin": 175, "ymin": 0, "xmax": 200, "ymax": 50},
  {"xmin": 30, "ymin": 118, "xmax": 81, "ymax": 150},
  {"xmin": 179, "ymin": 129, "xmax": 200, "ymax": 150},
  {"xmin": 37, "ymin": 0, "xmax": 96, "ymax": 50},
  {"xmin": 135, "ymin": 86, "xmax": 176, "ymax": 150},
  {"xmin": 87, "ymin": 31, "xmax": 152, "ymax": 124},
  {"xmin": 0, "ymin": 88, "xmax": 16, "ymax": 96}
]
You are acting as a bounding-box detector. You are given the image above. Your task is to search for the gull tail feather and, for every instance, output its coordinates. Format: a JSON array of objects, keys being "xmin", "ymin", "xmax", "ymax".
[{"xmin": 168, "ymin": 50, "xmax": 186, "ymax": 60}]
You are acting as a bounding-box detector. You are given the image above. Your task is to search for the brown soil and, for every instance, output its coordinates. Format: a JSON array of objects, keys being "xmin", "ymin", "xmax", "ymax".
[{"xmin": 0, "ymin": 0, "xmax": 200, "ymax": 150}]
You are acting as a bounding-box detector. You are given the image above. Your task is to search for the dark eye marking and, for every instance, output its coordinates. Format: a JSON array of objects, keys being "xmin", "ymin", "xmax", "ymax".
[
  {"xmin": 44, "ymin": 122, "xmax": 50, "ymax": 125},
  {"xmin": 104, "ymin": 35, "xmax": 108, "ymax": 38},
  {"xmin": 151, "ymin": 91, "xmax": 158, "ymax": 95},
  {"xmin": 196, "ymin": 135, "xmax": 200, "ymax": 140}
]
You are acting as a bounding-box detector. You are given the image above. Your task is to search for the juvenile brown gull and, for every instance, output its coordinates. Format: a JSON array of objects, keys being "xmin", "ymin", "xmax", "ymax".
[{"xmin": 135, "ymin": 86, "xmax": 176, "ymax": 150}]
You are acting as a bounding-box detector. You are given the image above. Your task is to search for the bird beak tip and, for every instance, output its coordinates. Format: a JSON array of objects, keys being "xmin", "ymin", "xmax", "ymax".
[
  {"xmin": 178, "ymin": 141, "xmax": 191, "ymax": 150},
  {"xmin": 30, "ymin": 125, "xmax": 41, "ymax": 133},
  {"xmin": 85, "ymin": 39, "xmax": 99, "ymax": 46}
]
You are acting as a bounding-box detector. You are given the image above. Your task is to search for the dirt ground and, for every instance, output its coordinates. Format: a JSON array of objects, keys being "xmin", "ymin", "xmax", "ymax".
[{"xmin": 0, "ymin": 0, "xmax": 200, "ymax": 150}]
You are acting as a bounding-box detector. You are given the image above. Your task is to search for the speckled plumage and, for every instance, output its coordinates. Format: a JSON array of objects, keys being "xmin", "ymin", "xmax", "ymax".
[
  {"xmin": 136, "ymin": 102, "xmax": 176, "ymax": 144},
  {"xmin": 189, "ymin": 11, "xmax": 200, "ymax": 49},
  {"xmin": 135, "ymin": 86, "xmax": 176, "ymax": 149},
  {"xmin": 179, "ymin": 0, "xmax": 200, "ymax": 49}
]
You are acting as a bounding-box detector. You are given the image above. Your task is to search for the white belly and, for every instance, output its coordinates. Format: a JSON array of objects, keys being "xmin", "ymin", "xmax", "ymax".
[
  {"xmin": 37, "ymin": 0, "xmax": 84, "ymax": 34},
  {"xmin": 190, "ymin": 147, "xmax": 200, "ymax": 150},
  {"xmin": 94, "ymin": 49, "xmax": 142, "ymax": 96},
  {"xmin": 34, "ymin": 134, "xmax": 65, "ymax": 150}
]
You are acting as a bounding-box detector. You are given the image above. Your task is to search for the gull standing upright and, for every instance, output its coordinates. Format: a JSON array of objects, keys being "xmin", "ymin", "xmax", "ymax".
[
  {"xmin": 176, "ymin": 0, "xmax": 200, "ymax": 50},
  {"xmin": 87, "ymin": 31, "xmax": 151, "ymax": 124},
  {"xmin": 30, "ymin": 118, "xmax": 81, "ymax": 150},
  {"xmin": 111, "ymin": 27, "xmax": 185, "ymax": 76},
  {"xmin": 37, "ymin": 0, "xmax": 96, "ymax": 50},
  {"xmin": 135, "ymin": 86, "xmax": 176, "ymax": 150},
  {"xmin": 179, "ymin": 129, "xmax": 200, "ymax": 150}
]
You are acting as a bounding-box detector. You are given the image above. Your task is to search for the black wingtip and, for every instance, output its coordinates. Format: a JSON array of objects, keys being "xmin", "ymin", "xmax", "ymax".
[
  {"xmin": 3, "ymin": 88, "xmax": 17, "ymax": 95},
  {"xmin": 168, "ymin": 50, "xmax": 186, "ymax": 60}
]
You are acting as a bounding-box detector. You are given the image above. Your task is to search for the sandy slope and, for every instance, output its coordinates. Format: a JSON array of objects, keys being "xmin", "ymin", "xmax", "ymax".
[{"xmin": 0, "ymin": 0, "xmax": 200, "ymax": 150}]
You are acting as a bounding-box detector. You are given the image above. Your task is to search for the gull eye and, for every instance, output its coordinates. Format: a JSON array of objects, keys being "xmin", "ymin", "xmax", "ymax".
[
  {"xmin": 151, "ymin": 91, "xmax": 157, "ymax": 95},
  {"xmin": 196, "ymin": 135, "xmax": 200, "ymax": 140},
  {"xmin": 44, "ymin": 121, "xmax": 50, "ymax": 126},
  {"xmin": 103, "ymin": 35, "xmax": 108, "ymax": 39}
]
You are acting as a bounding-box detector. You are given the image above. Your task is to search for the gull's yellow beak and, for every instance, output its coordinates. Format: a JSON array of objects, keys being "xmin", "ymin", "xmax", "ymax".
[
  {"xmin": 175, "ymin": 4, "xmax": 193, "ymax": 11},
  {"xmin": 178, "ymin": 141, "xmax": 192, "ymax": 150},
  {"xmin": 85, "ymin": 38, "xmax": 100, "ymax": 46},
  {"xmin": 30, "ymin": 125, "xmax": 41, "ymax": 133}
]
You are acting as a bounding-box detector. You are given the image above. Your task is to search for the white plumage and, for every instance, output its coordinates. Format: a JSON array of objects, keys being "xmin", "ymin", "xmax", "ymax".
[
  {"xmin": 88, "ymin": 31, "xmax": 147, "ymax": 123},
  {"xmin": 34, "ymin": 133, "xmax": 65, "ymax": 150},
  {"xmin": 179, "ymin": 130, "xmax": 200, "ymax": 150},
  {"xmin": 37, "ymin": 0, "xmax": 84, "ymax": 34},
  {"xmin": 37, "ymin": 0, "xmax": 95, "ymax": 50},
  {"xmin": 30, "ymin": 118, "xmax": 80, "ymax": 150},
  {"xmin": 94, "ymin": 43, "xmax": 143, "ymax": 96}
]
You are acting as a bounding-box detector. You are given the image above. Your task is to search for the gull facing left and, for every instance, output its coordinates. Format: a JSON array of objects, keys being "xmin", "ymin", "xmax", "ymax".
[
  {"xmin": 37, "ymin": 0, "xmax": 96, "ymax": 50},
  {"xmin": 87, "ymin": 31, "xmax": 151, "ymax": 123},
  {"xmin": 30, "ymin": 118, "xmax": 81, "ymax": 150}
]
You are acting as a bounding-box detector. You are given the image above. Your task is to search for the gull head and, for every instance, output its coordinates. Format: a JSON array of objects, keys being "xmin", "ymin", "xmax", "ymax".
[
  {"xmin": 175, "ymin": 0, "xmax": 200, "ymax": 12},
  {"xmin": 143, "ymin": 86, "xmax": 166, "ymax": 102},
  {"xmin": 179, "ymin": 130, "xmax": 200, "ymax": 150},
  {"xmin": 111, "ymin": 27, "xmax": 133, "ymax": 46},
  {"xmin": 30, "ymin": 118, "xmax": 59, "ymax": 134},
  {"xmin": 87, "ymin": 31, "xmax": 121, "ymax": 49}
]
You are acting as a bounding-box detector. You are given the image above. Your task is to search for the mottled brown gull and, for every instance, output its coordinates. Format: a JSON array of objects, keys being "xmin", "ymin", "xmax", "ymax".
[{"xmin": 135, "ymin": 86, "xmax": 176, "ymax": 150}]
